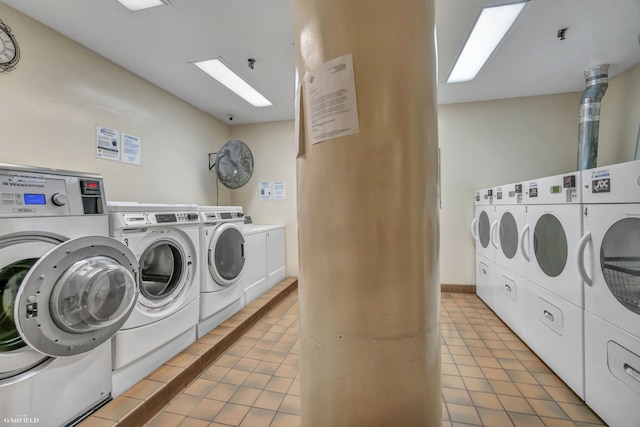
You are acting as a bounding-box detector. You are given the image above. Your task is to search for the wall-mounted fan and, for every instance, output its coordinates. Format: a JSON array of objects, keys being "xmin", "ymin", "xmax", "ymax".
[{"xmin": 209, "ymin": 139, "xmax": 254, "ymax": 189}]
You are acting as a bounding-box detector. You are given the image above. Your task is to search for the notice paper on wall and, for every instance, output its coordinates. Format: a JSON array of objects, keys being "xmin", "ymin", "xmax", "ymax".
[
  {"xmin": 304, "ymin": 53, "xmax": 360, "ymax": 144},
  {"xmin": 273, "ymin": 181, "xmax": 286, "ymax": 200},
  {"xmin": 96, "ymin": 125, "xmax": 120, "ymax": 161},
  {"xmin": 121, "ymin": 133, "xmax": 141, "ymax": 165},
  {"xmin": 259, "ymin": 181, "xmax": 273, "ymax": 200}
]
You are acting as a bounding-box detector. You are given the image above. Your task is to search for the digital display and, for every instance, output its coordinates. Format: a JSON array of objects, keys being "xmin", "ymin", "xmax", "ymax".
[
  {"xmin": 156, "ymin": 214, "xmax": 177, "ymax": 223},
  {"xmin": 220, "ymin": 213, "xmax": 232, "ymax": 220},
  {"xmin": 24, "ymin": 194, "xmax": 46, "ymax": 205},
  {"xmin": 563, "ymin": 175, "xmax": 576, "ymax": 188},
  {"xmin": 80, "ymin": 179, "xmax": 101, "ymax": 196},
  {"xmin": 551, "ymin": 185, "xmax": 562, "ymax": 194}
]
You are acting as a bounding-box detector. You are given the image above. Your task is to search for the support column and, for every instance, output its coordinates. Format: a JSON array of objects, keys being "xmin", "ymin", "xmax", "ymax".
[{"xmin": 295, "ymin": 0, "xmax": 441, "ymax": 426}]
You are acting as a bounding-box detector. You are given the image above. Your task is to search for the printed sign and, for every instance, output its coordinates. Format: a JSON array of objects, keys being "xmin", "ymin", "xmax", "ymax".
[{"xmin": 96, "ymin": 126, "xmax": 120, "ymax": 161}]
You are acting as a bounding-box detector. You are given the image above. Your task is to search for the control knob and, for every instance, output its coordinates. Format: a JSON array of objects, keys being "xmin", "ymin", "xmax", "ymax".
[{"xmin": 51, "ymin": 193, "xmax": 68, "ymax": 206}]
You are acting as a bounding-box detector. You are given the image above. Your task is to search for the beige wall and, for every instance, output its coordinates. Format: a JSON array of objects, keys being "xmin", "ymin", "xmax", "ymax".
[
  {"xmin": 441, "ymin": 63, "xmax": 640, "ymax": 285},
  {"xmin": 4, "ymin": 2, "xmax": 639, "ymax": 285},
  {"xmin": 229, "ymin": 63, "xmax": 640, "ymax": 286},
  {"xmin": 1, "ymin": 3, "xmax": 231, "ymax": 205},
  {"xmin": 229, "ymin": 121, "xmax": 298, "ymax": 276}
]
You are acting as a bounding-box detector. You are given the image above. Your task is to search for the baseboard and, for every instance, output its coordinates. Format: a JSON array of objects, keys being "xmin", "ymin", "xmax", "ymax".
[{"xmin": 441, "ymin": 283, "xmax": 476, "ymax": 294}]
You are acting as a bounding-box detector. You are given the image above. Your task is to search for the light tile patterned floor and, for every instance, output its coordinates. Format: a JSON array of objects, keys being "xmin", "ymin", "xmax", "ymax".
[{"xmin": 145, "ymin": 291, "xmax": 606, "ymax": 427}]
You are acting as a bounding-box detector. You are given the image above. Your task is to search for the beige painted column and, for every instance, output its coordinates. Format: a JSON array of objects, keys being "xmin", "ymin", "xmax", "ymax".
[{"xmin": 295, "ymin": 0, "xmax": 441, "ymax": 425}]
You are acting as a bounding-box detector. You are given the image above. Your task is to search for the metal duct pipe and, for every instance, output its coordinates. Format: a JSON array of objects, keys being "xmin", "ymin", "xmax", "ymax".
[{"xmin": 577, "ymin": 64, "xmax": 609, "ymax": 170}]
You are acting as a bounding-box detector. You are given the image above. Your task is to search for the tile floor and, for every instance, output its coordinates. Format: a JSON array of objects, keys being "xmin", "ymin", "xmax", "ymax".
[{"xmin": 136, "ymin": 290, "xmax": 606, "ymax": 427}]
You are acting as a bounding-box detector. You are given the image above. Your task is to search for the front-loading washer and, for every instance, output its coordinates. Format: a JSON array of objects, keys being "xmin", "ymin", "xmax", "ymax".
[
  {"xmin": 471, "ymin": 187, "xmax": 497, "ymax": 310},
  {"xmin": 577, "ymin": 160, "xmax": 640, "ymax": 427},
  {"xmin": 491, "ymin": 181, "xmax": 528, "ymax": 340},
  {"xmin": 0, "ymin": 164, "xmax": 139, "ymax": 426},
  {"xmin": 521, "ymin": 171, "xmax": 585, "ymax": 398},
  {"xmin": 108, "ymin": 202, "xmax": 200, "ymax": 396},
  {"xmin": 197, "ymin": 205, "xmax": 246, "ymax": 338}
]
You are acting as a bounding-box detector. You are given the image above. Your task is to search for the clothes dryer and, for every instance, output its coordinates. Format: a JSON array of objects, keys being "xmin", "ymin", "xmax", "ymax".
[
  {"xmin": 520, "ymin": 171, "xmax": 585, "ymax": 398},
  {"xmin": 492, "ymin": 181, "xmax": 527, "ymax": 340},
  {"xmin": 108, "ymin": 202, "xmax": 200, "ymax": 396},
  {"xmin": 471, "ymin": 187, "xmax": 497, "ymax": 310},
  {"xmin": 197, "ymin": 206, "xmax": 246, "ymax": 338},
  {"xmin": 578, "ymin": 160, "xmax": 640, "ymax": 427},
  {"xmin": 0, "ymin": 165, "xmax": 139, "ymax": 426}
]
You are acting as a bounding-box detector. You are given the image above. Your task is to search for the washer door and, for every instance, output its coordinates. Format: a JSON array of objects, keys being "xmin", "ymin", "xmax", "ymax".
[
  {"xmin": 499, "ymin": 211, "xmax": 518, "ymax": 259},
  {"xmin": 209, "ymin": 223, "xmax": 245, "ymax": 286},
  {"xmin": 534, "ymin": 213, "xmax": 568, "ymax": 278},
  {"xmin": 138, "ymin": 237, "xmax": 189, "ymax": 310},
  {"xmin": 14, "ymin": 236, "xmax": 139, "ymax": 357},
  {"xmin": 478, "ymin": 210, "xmax": 491, "ymax": 249},
  {"xmin": 600, "ymin": 217, "xmax": 640, "ymax": 315}
]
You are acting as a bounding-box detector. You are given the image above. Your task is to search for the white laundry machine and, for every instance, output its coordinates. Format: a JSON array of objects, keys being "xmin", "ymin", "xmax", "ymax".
[
  {"xmin": 577, "ymin": 160, "xmax": 640, "ymax": 427},
  {"xmin": 108, "ymin": 202, "xmax": 200, "ymax": 396},
  {"xmin": 492, "ymin": 181, "xmax": 528, "ymax": 340},
  {"xmin": 0, "ymin": 164, "xmax": 139, "ymax": 426},
  {"xmin": 197, "ymin": 206, "xmax": 246, "ymax": 338},
  {"xmin": 471, "ymin": 187, "xmax": 497, "ymax": 310},
  {"xmin": 521, "ymin": 171, "xmax": 584, "ymax": 398}
]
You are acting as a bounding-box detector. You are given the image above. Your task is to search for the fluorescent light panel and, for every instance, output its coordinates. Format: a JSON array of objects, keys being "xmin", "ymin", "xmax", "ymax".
[
  {"xmin": 117, "ymin": 0, "xmax": 167, "ymax": 11},
  {"xmin": 447, "ymin": 2, "xmax": 526, "ymax": 83},
  {"xmin": 194, "ymin": 58, "xmax": 272, "ymax": 107}
]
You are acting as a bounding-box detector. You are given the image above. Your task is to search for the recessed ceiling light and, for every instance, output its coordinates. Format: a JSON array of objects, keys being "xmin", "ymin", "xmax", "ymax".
[
  {"xmin": 117, "ymin": 0, "xmax": 168, "ymax": 11},
  {"xmin": 447, "ymin": 1, "xmax": 526, "ymax": 84},
  {"xmin": 194, "ymin": 58, "xmax": 273, "ymax": 107}
]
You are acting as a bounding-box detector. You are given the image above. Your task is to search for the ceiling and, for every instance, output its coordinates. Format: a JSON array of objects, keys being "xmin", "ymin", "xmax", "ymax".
[{"xmin": 2, "ymin": 0, "xmax": 639, "ymax": 125}]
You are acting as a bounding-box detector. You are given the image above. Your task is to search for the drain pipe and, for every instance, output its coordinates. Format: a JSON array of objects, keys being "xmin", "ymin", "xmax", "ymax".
[{"xmin": 577, "ymin": 64, "xmax": 609, "ymax": 170}]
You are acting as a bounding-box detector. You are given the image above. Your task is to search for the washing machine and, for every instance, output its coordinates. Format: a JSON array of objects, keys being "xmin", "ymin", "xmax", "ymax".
[
  {"xmin": 491, "ymin": 181, "xmax": 528, "ymax": 340},
  {"xmin": 0, "ymin": 164, "xmax": 139, "ymax": 426},
  {"xmin": 197, "ymin": 205, "xmax": 245, "ymax": 338},
  {"xmin": 577, "ymin": 160, "xmax": 640, "ymax": 427},
  {"xmin": 108, "ymin": 202, "xmax": 200, "ymax": 396},
  {"xmin": 521, "ymin": 171, "xmax": 585, "ymax": 398},
  {"xmin": 471, "ymin": 187, "xmax": 497, "ymax": 310}
]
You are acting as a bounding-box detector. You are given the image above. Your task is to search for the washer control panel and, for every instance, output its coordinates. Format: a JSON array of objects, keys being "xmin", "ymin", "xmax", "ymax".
[
  {"xmin": 120, "ymin": 212, "xmax": 199, "ymax": 227},
  {"xmin": 201, "ymin": 211, "xmax": 244, "ymax": 225},
  {"xmin": 0, "ymin": 168, "xmax": 106, "ymax": 216}
]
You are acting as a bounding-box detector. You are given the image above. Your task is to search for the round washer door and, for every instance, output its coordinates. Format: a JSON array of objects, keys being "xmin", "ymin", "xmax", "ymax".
[
  {"xmin": 478, "ymin": 210, "xmax": 491, "ymax": 249},
  {"xmin": 208, "ymin": 223, "xmax": 245, "ymax": 286},
  {"xmin": 600, "ymin": 217, "xmax": 640, "ymax": 314},
  {"xmin": 138, "ymin": 236, "xmax": 191, "ymax": 310},
  {"xmin": 499, "ymin": 211, "xmax": 518, "ymax": 259},
  {"xmin": 534, "ymin": 214, "xmax": 568, "ymax": 278},
  {"xmin": 14, "ymin": 236, "xmax": 139, "ymax": 357}
]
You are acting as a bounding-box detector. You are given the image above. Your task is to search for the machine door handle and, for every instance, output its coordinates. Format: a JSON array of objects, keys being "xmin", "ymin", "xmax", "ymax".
[
  {"xmin": 490, "ymin": 220, "xmax": 499, "ymax": 249},
  {"xmin": 543, "ymin": 310, "xmax": 554, "ymax": 322},
  {"xmin": 471, "ymin": 217, "xmax": 479, "ymax": 241},
  {"xmin": 519, "ymin": 224, "xmax": 530, "ymax": 262},
  {"xmin": 577, "ymin": 231, "xmax": 593, "ymax": 286},
  {"xmin": 241, "ymin": 243, "xmax": 246, "ymax": 259},
  {"xmin": 624, "ymin": 364, "xmax": 640, "ymax": 383},
  {"xmin": 504, "ymin": 284, "xmax": 512, "ymax": 293}
]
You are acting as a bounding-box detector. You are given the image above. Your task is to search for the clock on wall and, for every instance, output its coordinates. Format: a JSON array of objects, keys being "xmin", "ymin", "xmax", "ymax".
[{"xmin": 0, "ymin": 18, "xmax": 20, "ymax": 72}]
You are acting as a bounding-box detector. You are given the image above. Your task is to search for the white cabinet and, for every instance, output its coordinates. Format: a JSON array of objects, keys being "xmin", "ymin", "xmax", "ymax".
[
  {"xmin": 243, "ymin": 231, "xmax": 267, "ymax": 304},
  {"xmin": 267, "ymin": 227, "xmax": 286, "ymax": 288},
  {"xmin": 242, "ymin": 225, "xmax": 286, "ymax": 302}
]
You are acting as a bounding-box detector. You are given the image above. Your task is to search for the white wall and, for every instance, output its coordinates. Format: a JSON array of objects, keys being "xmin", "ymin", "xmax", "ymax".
[
  {"xmin": 229, "ymin": 121, "xmax": 299, "ymax": 276},
  {"xmin": 1, "ymin": 3, "xmax": 231, "ymax": 205}
]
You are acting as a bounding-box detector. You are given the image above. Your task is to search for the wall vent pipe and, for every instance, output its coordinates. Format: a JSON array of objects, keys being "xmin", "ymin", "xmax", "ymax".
[{"xmin": 577, "ymin": 64, "xmax": 609, "ymax": 170}]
